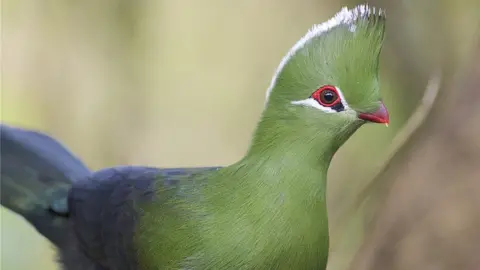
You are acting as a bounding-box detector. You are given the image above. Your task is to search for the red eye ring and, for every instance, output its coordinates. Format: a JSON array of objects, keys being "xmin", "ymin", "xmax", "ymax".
[{"xmin": 311, "ymin": 85, "xmax": 340, "ymax": 107}]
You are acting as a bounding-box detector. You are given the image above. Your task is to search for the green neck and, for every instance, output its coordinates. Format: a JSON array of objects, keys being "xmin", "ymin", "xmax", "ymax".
[
  {"xmin": 234, "ymin": 105, "xmax": 362, "ymax": 218},
  {"xmin": 245, "ymin": 110, "xmax": 350, "ymax": 171},
  {"xmin": 234, "ymin": 106, "xmax": 358, "ymax": 214}
]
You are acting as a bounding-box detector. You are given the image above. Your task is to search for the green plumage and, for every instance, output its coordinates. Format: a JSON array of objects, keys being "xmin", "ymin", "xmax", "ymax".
[{"xmin": 136, "ymin": 5, "xmax": 387, "ymax": 269}]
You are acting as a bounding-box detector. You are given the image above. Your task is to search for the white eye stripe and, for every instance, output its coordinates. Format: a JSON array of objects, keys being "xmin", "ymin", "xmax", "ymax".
[
  {"xmin": 291, "ymin": 87, "xmax": 350, "ymax": 113},
  {"xmin": 291, "ymin": 98, "xmax": 338, "ymax": 113}
]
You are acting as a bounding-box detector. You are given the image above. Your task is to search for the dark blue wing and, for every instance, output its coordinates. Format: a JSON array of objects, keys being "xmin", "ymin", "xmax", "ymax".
[{"xmin": 0, "ymin": 124, "xmax": 92, "ymax": 248}]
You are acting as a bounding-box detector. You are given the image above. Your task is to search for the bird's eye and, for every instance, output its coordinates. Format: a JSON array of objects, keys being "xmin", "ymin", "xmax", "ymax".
[{"xmin": 312, "ymin": 85, "xmax": 340, "ymax": 107}]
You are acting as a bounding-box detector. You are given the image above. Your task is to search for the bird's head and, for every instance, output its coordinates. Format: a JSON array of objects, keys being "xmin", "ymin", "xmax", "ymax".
[{"xmin": 261, "ymin": 4, "xmax": 388, "ymax": 147}]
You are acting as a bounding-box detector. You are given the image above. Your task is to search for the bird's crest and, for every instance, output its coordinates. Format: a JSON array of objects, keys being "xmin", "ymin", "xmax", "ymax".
[{"xmin": 265, "ymin": 4, "xmax": 386, "ymax": 105}]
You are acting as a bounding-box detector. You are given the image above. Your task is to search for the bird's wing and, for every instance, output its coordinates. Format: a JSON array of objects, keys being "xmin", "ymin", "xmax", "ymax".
[
  {"xmin": 0, "ymin": 124, "xmax": 92, "ymax": 247},
  {"xmin": 0, "ymin": 123, "xmax": 221, "ymax": 269},
  {"xmin": 62, "ymin": 165, "xmax": 221, "ymax": 269}
]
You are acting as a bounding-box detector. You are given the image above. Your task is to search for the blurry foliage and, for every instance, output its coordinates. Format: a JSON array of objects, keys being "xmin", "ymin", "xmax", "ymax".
[{"xmin": 0, "ymin": 0, "xmax": 478, "ymax": 270}]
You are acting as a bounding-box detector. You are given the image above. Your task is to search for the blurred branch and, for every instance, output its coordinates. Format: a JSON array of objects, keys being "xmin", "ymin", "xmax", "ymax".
[
  {"xmin": 350, "ymin": 71, "xmax": 441, "ymax": 216},
  {"xmin": 349, "ymin": 40, "xmax": 480, "ymax": 270}
]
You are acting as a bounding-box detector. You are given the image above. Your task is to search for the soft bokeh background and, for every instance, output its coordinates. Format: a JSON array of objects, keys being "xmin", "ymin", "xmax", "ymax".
[{"xmin": 1, "ymin": 0, "xmax": 478, "ymax": 270}]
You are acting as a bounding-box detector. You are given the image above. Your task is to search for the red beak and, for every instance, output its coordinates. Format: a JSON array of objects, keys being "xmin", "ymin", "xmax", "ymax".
[{"xmin": 358, "ymin": 101, "xmax": 389, "ymax": 124}]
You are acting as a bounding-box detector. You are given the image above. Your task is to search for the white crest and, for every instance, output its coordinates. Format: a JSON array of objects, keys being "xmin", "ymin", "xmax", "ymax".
[{"xmin": 264, "ymin": 4, "xmax": 385, "ymax": 105}]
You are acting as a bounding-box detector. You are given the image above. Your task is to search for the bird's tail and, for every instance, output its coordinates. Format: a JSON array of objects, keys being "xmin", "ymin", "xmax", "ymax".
[{"xmin": 0, "ymin": 124, "xmax": 91, "ymax": 247}]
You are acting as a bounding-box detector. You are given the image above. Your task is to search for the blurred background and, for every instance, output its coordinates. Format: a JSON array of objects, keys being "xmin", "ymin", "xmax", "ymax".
[{"xmin": 1, "ymin": 0, "xmax": 479, "ymax": 270}]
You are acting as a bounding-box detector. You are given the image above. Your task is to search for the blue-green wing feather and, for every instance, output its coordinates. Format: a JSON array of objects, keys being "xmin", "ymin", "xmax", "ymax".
[
  {"xmin": 0, "ymin": 124, "xmax": 91, "ymax": 247},
  {"xmin": 0, "ymin": 123, "xmax": 221, "ymax": 269}
]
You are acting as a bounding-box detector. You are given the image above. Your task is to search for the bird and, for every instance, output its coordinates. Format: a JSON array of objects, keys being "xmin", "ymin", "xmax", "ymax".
[{"xmin": 1, "ymin": 4, "xmax": 388, "ymax": 270}]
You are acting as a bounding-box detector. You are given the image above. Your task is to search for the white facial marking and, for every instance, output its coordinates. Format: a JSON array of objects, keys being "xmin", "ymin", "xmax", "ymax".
[
  {"xmin": 291, "ymin": 98, "xmax": 337, "ymax": 113},
  {"xmin": 291, "ymin": 87, "xmax": 351, "ymax": 113},
  {"xmin": 264, "ymin": 4, "xmax": 384, "ymax": 105}
]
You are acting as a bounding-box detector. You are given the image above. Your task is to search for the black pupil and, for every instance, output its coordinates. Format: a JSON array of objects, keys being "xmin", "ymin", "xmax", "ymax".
[{"xmin": 322, "ymin": 90, "xmax": 336, "ymax": 103}]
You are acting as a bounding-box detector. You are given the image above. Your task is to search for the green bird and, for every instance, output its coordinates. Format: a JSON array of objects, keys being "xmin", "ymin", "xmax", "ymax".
[{"xmin": 1, "ymin": 4, "xmax": 388, "ymax": 270}]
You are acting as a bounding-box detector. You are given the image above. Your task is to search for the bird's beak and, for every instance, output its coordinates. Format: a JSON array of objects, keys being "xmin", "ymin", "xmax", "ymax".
[{"xmin": 358, "ymin": 101, "xmax": 389, "ymax": 125}]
